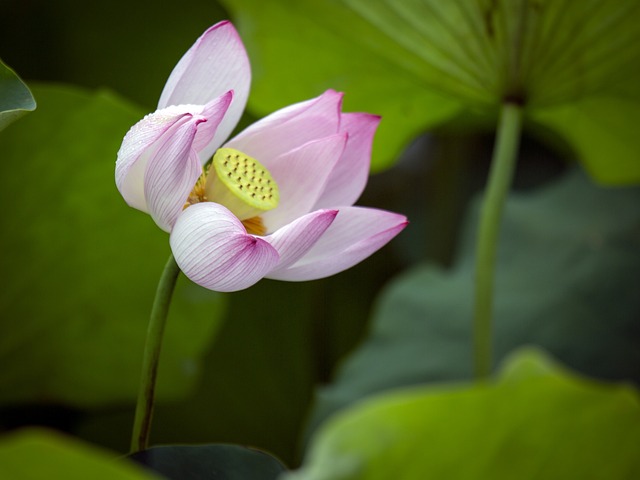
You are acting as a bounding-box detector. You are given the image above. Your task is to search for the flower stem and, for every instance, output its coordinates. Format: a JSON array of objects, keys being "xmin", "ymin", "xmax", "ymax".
[
  {"xmin": 130, "ymin": 254, "xmax": 181, "ymax": 453},
  {"xmin": 473, "ymin": 102, "xmax": 523, "ymax": 380}
]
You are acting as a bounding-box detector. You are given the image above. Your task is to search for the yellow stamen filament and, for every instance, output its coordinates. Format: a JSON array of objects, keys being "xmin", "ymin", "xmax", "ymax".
[
  {"xmin": 242, "ymin": 216, "xmax": 267, "ymax": 236},
  {"xmin": 184, "ymin": 167, "xmax": 209, "ymax": 208}
]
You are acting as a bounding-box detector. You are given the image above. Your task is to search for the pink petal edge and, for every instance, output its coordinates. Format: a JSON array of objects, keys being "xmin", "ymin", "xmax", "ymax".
[
  {"xmin": 261, "ymin": 133, "xmax": 347, "ymax": 232},
  {"xmin": 313, "ymin": 112, "xmax": 381, "ymax": 209},
  {"xmin": 226, "ymin": 89, "xmax": 344, "ymax": 167},
  {"xmin": 266, "ymin": 206, "xmax": 408, "ymax": 281},
  {"xmin": 264, "ymin": 209, "xmax": 338, "ymax": 272},
  {"xmin": 192, "ymin": 90, "xmax": 234, "ymax": 163},
  {"xmin": 159, "ymin": 21, "xmax": 251, "ymax": 153}
]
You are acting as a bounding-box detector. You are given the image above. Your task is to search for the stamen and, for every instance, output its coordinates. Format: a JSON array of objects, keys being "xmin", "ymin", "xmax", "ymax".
[
  {"xmin": 242, "ymin": 216, "xmax": 267, "ymax": 236},
  {"xmin": 183, "ymin": 166, "xmax": 209, "ymax": 208}
]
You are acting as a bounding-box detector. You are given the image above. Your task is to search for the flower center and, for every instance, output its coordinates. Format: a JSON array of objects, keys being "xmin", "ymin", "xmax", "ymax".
[{"xmin": 184, "ymin": 148, "xmax": 279, "ymax": 236}]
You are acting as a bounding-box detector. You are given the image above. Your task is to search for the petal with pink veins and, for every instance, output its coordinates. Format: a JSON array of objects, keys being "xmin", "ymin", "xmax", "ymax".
[
  {"xmin": 264, "ymin": 209, "xmax": 338, "ymax": 272},
  {"xmin": 226, "ymin": 89, "xmax": 343, "ymax": 166},
  {"xmin": 116, "ymin": 107, "xmax": 190, "ymax": 212},
  {"xmin": 267, "ymin": 206, "xmax": 408, "ymax": 282},
  {"xmin": 191, "ymin": 91, "xmax": 234, "ymax": 163},
  {"xmin": 144, "ymin": 116, "xmax": 204, "ymax": 232},
  {"xmin": 115, "ymin": 95, "xmax": 232, "ymax": 213},
  {"xmin": 159, "ymin": 21, "xmax": 251, "ymax": 154},
  {"xmin": 261, "ymin": 134, "xmax": 347, "ymax": 232},
  {"xmin": 170, "ymin": 203, "xmax": 280, "ymax": 292},
  {"xmin": 313, "ymin": 113, "xmax": 381, "ymax": 209}
]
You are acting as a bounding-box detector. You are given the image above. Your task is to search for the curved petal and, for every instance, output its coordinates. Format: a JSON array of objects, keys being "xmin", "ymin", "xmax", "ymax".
[
  {"xmin": 261, "ymin": 134, "xmax": 347, "ymax": 231},
  {"xmin": 226, "ymin": 89, "xmax": 343, "ymax": 166},
  {"xmin": 144, "ymin": 116, "xmax": 204, "ymax": 232},
  {"xmin": 115, "ymin": 96, "xmax": 231, "ymax": 213},
  {"xmin": 313, "ymin": 113, "xmax": 381, "ymax": 209},
  {"xmin": 264, "ymin": 209, "xmax": 338, "ymax": 272},
  {"xmin": 191, "ymin": 91, "xmax": 234, "ymax": 163},
  {"xmin": 170, "ymin": 203, "xmax": 279, "ymax": 292},
  {"xmin": 116, "ymin": 106, "xmax": 195, "ymax": 212},
  {"xmin": 267, "ymin": 206, "xmax": 408, "ymax": 281},
  {"xmin": 159, "ymin": 21, "xmax": 251, "ymax": 153}
]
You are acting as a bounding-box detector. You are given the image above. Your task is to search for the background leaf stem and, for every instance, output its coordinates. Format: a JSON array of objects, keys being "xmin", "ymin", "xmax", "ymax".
[{"xmin": 473, "ymin": 102, "xmax": 523, "ymax": 379}]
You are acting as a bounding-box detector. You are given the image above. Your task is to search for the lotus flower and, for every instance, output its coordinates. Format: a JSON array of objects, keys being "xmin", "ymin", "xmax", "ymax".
[{"xmin": 115, "ymin": 21, "xmax": 407, "ymax": 292}]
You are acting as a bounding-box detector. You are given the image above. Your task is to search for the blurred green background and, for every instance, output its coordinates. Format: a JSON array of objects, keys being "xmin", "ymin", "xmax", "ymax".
[{"xmin": 1, "ymin": 0, "xmax": 638, "ymax": 473}]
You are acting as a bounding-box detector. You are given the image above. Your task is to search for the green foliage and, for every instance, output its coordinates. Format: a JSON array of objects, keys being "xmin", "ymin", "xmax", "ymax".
[
  {"xmin": 2, "ymin": 1, "xmax": 638, "ymax": 476},
  {"xmin": 0, "ymin": 60, "xmax": 36, "ymax": 130},
  {"xmin": 128, "ymin": 444, "xmax": 286, "ymax": 479},
  {"xmin": 288, "ymin": 349, "xmax": 640, "ymax": 479},
  {"xmin": 0, "ymin": 84, "xmax": 226, "ymax": 408},
  {"xmin": 0, "ymin": 429, "xmax": 158, "ymax": 479},
  {"xmin": 220, "ymin": 0, "xmax": 464, "ymax": 172},
  {"xmin": 223, "ymin": 0, "xmax": 640, "ymax": 183},
  {"xmin": 0, "ymin": 0, "xmax": 228, "ymax": 110},
  {"xmin": 531, "ymin": 94, "xmax": 640, "ymax": 185},
  {"xmin": 75, "ymin": 259, "xmax": 393, "ymax": 465},
  {"xmin": 309, "ymin": 169, "xmax": 640, "ymax": 433}
]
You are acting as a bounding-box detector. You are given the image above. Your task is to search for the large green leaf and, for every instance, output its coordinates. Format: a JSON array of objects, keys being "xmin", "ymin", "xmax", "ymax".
[
  {"xmin": 223, "ymin": 0, "xmax": 640, "ymax": 181},
  {"xmin": 0, "ymin": 429, "xmax": 159, "ymax": 479},
  {"xmin": 75, "ymin": 254, "xmax": 397, "ymax": 464},
  {"xmin": 530, "ymin": 93, "xmax": 640, "ymax": 185},
  {"xmin": 0, "ymin": 60, "xmax": 36, "ymax": 130},
  {"xmin": 129, "ymin": 444, "xmax": 286, "ymax": 479},
  {"xmin": 220, "ymin": 0, "xmax": 464, "ymax": 172},
  {"xmin": 0, "ymin": 84, "xmax": 226, "ymax": 408},
  {"xmin": 308, "ymin": 168, "xmax": 640, "ymax": 434},
  {"xmin": 288, "ymin": 349, "xmax": 640, "ymax": 479}
]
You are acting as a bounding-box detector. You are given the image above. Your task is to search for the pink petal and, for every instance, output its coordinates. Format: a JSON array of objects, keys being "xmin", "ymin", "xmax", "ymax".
[
  {"xmin": 264, "ymin": 209, "xmax": 338, "ymax": 273},
  {"xmin": 115, "ymin": 94, "xmax": 232, "ymax": 226},
  {"xmin": 225, "ymin": 90, "xmax": 343, "ymax": 167},
  {"xmin": 170, "ymin": 202, "xmax": 279, "ymax": 292},
  {"xmin": 191, "ymin": 91, "xmax": 234, "ymax": 163},
  {"xmin": 159, "ymin": 21, "xmax": 251, "ymax": 153},
  {"xmin": 267, "ymin": 206, "xmax": 408, "ymax": 281},
  {"xmin": 313, "ymin": 113, "xmax": 381, "ymax": 209},
  {"xmin": 116, "ymin": 106, "xmax": 196, "ymax": 213},
  {"xmin": 261, "ymin": 134, "xmax": 347, "ymax": 232},
  {"xmin": 144, "ymin": 116, "xmax": 204, "ymax": 232}
]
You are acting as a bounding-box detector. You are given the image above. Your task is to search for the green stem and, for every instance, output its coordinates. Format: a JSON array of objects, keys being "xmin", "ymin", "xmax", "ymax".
[
  {"xmin": 473, "ymin": 102, "xmax": 523, "ymax": 380},
  {"xmin": 130, "ymin": 254, "xmax": 181, "ymax": 452}
]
